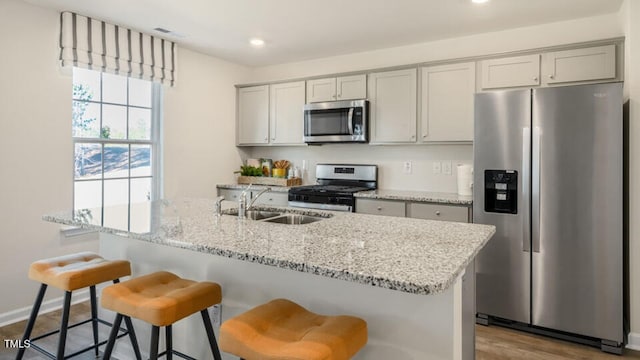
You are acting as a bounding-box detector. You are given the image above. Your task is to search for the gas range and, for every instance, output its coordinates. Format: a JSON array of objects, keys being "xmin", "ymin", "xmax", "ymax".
[{"xmin": 288, "ymin": 164, "xmax": 377, "ymax": 212}]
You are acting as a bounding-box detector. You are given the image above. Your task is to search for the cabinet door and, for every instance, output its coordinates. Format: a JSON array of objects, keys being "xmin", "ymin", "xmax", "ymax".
[
  {"xmin": 543, "ymin": 45, "xmax": 616, "ymax": 85},
  {"xmin": 356, "ymin": 199, "xmax": 406, "ymax": 217},
  {"xmin": 421, "ymin": 62, "xmax": 475, "ymax": 142},
  {"xmin": 306, "ymin": 78, "xmax": 337, "ymax": 103},
  {"xmin": 237, "ymin": 85, "xmax": 269, "ymax": 145},
  {"xmin": 336, "ymin": 74, "xmax": 367, "ymax": 100},
  {"xmin": 481, "ymin": 54, "xmax": 540, "ymax": 89},
  {"xmin": 218, "ymin": 188, "xmax": 244, "ymax": 202},
  {"xmin": 368, "ymin": 69, "xmax": 418, "ymax": 143},
  {"xmin": 252, "ymin": 192, "xmax": 289, "ymax": 206},
  {"xmin": 407, "ymin": 203, "xmax": 469, "ymax": 223},
  {"xmin": 270, "ymin": 81, "xmax": 305, "ymax": 145}
]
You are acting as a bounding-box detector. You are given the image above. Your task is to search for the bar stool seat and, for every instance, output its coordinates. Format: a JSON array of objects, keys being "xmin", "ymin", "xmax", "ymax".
[
  {"xmin": 102, "ymin": 271, "xmax": 223, "ymax": 360},
  {"xmin": 28, "ymin": 252, "xmax": 131, "ymax": 291},
  {"xmin": 220, "ymin": 299, "xmax": 368, "ymax": 360},
  {"xmin": 17, "ymin": 252, "xmax": 141, "ymax": 360}
]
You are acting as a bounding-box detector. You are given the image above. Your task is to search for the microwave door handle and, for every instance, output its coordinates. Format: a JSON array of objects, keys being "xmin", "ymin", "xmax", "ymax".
[{"xmin": 347, "ymin": 108, "xmax": 354, "ymax": 134}]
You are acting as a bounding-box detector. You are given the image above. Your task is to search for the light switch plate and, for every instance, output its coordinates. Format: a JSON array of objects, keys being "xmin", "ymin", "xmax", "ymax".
[
  {"xmin": 403, "ymin": 161, "xmax": 412, "ymax": 174},
  {"xmin": 433, "ymin": 162, "xmax": 441, "ymax": 174},
  {"xmin": 442, "ymin": 161, "xmax": 452, "ymax": 175}
]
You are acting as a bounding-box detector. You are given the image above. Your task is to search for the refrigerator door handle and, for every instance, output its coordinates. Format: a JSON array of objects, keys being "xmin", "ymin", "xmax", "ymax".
[
  {"xmin": 532, "ymin": 126, "xmax": 541, "ymax": 253},
  {"xmin": 522, "ymin": 127, "xmax": 531, "ymax": 252}
]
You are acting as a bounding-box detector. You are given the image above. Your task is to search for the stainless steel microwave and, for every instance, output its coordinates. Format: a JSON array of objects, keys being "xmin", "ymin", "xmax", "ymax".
[{"xmin": 303, "ymin": 100, "xmax": 368, "ymax": 144}]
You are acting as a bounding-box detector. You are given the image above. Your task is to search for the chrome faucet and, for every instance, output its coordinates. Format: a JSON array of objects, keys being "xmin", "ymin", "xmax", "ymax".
[
  {"xmin": 247, "ymin": 187, "xmax": 272, "ymax": 210},
  {"xmin": 238, "ymin": 184, "xmax": 253, "ymax": 219},
  {"xmin": 214, "ymin": 196, "xmax": 225, "ymax": 216}
]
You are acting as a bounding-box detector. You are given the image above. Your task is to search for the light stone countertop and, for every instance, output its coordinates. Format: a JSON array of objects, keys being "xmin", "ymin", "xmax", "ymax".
[
  {"xmin": 216, "ymin": 184, "xmax": 293, "ymax": 193},
  {"xmin": 355, "ymin": 189, "xmax": 473, "ymax": 205},
  {"xmin": 43, "ymin": 198, "xmax": 494, "ymax": 295}
]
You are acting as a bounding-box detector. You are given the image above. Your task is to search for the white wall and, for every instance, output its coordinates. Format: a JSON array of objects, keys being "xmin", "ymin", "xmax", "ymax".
[
  {"xmin": 621, "ymin": 0, "xmax": 640, "ymax": 349},
  {"xmin": 0, "ymin": 0, "xmax": 96, "ymax": 321},
  {"xmin": 163, "ymin": 49, "xmax": 249, "ymax": 198},
  {"xmin": 0, "ymin": 0, "xmax": 249, "ymax": 322}
]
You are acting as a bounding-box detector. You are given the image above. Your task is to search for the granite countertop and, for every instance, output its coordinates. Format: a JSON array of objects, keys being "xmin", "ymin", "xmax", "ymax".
[
  {"xmin": 355, "ymin": 189, "xmax": 473, "ymax": 205},
  {"xmin": 217, "ymin": 184, "xmax": 293, "ymax": 193},
  {"xmin": 43, "ymin": 198, "xmax": 494, "ymax": 295}
]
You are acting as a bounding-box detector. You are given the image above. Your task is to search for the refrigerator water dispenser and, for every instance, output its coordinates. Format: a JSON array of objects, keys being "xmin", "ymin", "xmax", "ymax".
[{"xmin": 484, "ymin": 170, "xmax": 517, "ymax": 214}]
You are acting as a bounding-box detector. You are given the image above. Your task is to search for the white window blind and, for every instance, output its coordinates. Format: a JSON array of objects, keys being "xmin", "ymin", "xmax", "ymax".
[{"xmin": 59, "ymin": 11, "xmax": 176, "ymax": 86}]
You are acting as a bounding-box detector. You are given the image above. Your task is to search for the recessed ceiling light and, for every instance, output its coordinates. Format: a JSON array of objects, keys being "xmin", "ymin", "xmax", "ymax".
[
  {"xmin": 250, "ymin": 38, "xmax": 265, "ymax": 47},
  {"xmin": 472, "ymin": 0, "xmax": 489, "ymax": 3}
]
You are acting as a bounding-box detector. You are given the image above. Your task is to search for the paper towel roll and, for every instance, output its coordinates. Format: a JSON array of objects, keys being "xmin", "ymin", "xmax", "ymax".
[{"xmin": 457, "ymin": 164, "xmax": 473, "ymax": 196}]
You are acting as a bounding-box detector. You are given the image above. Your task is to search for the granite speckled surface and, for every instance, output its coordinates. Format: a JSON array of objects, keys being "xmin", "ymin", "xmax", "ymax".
[
  {"xmin": 355, "ymin": 189, "xmax": 473, "ymax": 205},
  {"xmin": 217, "ymin": 184, "xmax": 293, "ymax": 193},
  {"xmin": 43, "ymin": 198, "xmax": 494, "ymax": 295}
]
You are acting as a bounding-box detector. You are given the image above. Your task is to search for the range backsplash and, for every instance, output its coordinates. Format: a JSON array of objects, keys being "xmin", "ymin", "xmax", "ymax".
[{"xmin": 240, "ymin": 144, "xmax": 472, "ymax": 193}]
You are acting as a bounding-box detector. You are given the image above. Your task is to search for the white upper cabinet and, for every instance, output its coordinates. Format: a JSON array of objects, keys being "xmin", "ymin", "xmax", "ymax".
[
  {"xmin": 420, "ymin": 62, "xmax": 475, "ymax": 142},
  {"xmin": 480, "ymin": 54, "xmax": 541, "ymax": 89},
  {"xmin": 368, "ymin": 68, "xmax": 417, "ymax": 144},
  {"xmin": 336, "ymin": 74, "xmax": 367, "ymax": 100},
  {"xmin": 306, "ymin": 74, "xmax": 366, "ymax": 103},
  {"xmin": 269, "ymin": 81, "xmax": 305, "ymax": 145},
  {"xmin": 237, "ymin": 85, "xmax": 269, "ymax": 145},
  {"xmin": 542, "ymin": 45, "xmax": 616, "ymax": 85}
]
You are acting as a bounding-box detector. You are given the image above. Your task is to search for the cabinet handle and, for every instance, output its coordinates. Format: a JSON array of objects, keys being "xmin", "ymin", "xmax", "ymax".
[
  {"xmin": 435, "ymin": 211, "xmax": 441, "ymax": 216},
  {"xmin": 271, "ymin": 137, "xmax": 275, "ymax": 141},
  {"xmin": 533, "ymin": 76, "xmax": 538, "ymax": 82},
  {"xmin": 377, "ymin": 206, "xmax": 382, "ymax": 211},
  {"xmin": 264, "ymin": 137, "xmax": 268, "ymax": 141},
  {"xmin": 411, "ymin": 135, "xmax": 416, "ymax": 140},
  {"xmin": 548, "ymin": 75, "xmax": 554, "ymax": 79},
  {"xmin": 332, "ymin": 95, "xmax": 337, "ymax": 99},
  {"xmin": 422, "ymin": 134, "xmax": 427, "ymax": 138}
]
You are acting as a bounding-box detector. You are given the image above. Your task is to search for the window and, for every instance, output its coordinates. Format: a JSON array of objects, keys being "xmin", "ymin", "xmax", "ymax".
[{"xmin": 72, "ymin": 68, "xmax": 161, "ymax": 232}]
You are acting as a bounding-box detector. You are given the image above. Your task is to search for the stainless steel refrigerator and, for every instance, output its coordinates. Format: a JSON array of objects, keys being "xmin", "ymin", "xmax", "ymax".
[{"xmin": 473, "ymin": 82, "xmax": 625, "ymax": 353}]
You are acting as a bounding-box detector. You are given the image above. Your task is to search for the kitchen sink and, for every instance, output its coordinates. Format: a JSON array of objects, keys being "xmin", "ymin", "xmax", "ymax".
[
  {"xmin": 223, "ymin": 209, "xmax": 282, "ymax": 220},
  {"xmin": 222, "ymin": 208, "xmax": 329, "ymax": 225},
  {"xmin": 263, "ymin": 214, "xmax": 323, "ymax": 225}
]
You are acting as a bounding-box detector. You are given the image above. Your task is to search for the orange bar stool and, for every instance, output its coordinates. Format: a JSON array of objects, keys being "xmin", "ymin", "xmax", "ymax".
[
  {"xmin": 101, "ymin": 271, "xmax": 223, "ymax": 360},
  {"xmin": 17, "ymin": 252, "xmax": 141, "ymax": 360},
  {"xmin": 220, "ymin": 298, "xmax": 368, "ymax": 360}
]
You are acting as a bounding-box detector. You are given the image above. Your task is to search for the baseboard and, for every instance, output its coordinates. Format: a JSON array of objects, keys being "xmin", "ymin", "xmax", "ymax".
[
  {"xmin": 628, "ymin": 332, "xmax": 640, "ymax": 351},
  {"xmin": 0, "ymin": 289, "xmax": 89, "ymax": 328}
]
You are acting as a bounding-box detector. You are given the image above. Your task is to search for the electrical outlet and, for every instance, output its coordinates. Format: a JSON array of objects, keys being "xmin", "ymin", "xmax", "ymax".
[
  {"xmin": 442, "ymin": 161, "xmax": 452, "ymax": 175},
  {"xmin": 403, "ymin": 161, "xmax": 412, "ymax": 174},
  {"xmin": 208, "ymin": 304, "xmax": 222, "ymax": 327},
  {"xmin": 433, "ymin": 162, "xmax": 441, "ymax": 174}
]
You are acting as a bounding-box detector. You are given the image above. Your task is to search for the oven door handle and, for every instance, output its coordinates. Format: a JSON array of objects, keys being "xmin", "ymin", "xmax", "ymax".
[{"xmin": 347, "ymin": 108, "xmax": 354, "ymax": 135}]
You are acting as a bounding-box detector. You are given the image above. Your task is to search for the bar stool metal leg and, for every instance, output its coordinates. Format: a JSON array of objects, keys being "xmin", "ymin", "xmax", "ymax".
[
  {"xmin": 56, "ymin": 291, "xmax": 72, "ymax": 360},
  {"xmin": 201, "ymin": 310, "xmax": 222, "ymax": 360},
  {"xmin": 102, "ymin": 313, "xmax": 123, "ymax": 360},
  {"xmin": 166, "ymin": 325, "xmax": 173, "ymax": 360},
  {"xmin": 89, "ymin": 285, "xmax": 99, "ymax": 357},
  {"xmin": 123, "ymin": 315, "xmax": 142, "ymax": 360},
  {"xmin": 16, "ymin": 284, "xmax": 47, "ymax": 360},
  {"xmin": 150, "ymin": 325, "xmax": 160, "ymax": 360}
]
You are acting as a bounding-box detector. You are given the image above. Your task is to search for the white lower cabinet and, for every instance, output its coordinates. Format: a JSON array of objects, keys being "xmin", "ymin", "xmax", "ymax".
[
  {"xmin": 355, "ymin": 199, "xmax": 406, "ymax": 217},
  {"xmin": 217, "ymin": 188, "xmax": 289, "ymax": 207},
  {"xmin": 251, "ymin": 192, "xmax": 289, "ymax": 206},
  {"xmin": 407, "ymin": 203, "xmax": 469, "ymax": 223}
]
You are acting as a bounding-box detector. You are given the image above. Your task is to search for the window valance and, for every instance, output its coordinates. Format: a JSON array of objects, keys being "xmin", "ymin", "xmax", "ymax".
[{"xmin": 59, "ymin": 11, "xmax": 176, "ymax": 86}]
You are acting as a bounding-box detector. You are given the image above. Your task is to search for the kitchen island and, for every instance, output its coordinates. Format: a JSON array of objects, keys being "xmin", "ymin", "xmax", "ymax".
[{"xmin": 44, "ymin": 198, "xmax": 495, "ymax": 360}]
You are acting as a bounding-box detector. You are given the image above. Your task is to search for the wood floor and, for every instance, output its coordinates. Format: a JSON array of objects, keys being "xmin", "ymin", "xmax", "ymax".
[{"xmin": 1, "ymin": 301, "xmax": 639, "ymax": 359}]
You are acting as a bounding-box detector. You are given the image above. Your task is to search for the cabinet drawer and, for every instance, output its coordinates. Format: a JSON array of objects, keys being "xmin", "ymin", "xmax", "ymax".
[
  {"xmin": 252, "ymin": 192, "xmax": 289, "ymax": 206},
  {"xmin": 407, "ymin": 203, "xmax": 469, "ymax": 222},
  {"xmin": 218, "ymin": 188, "xmax": 244, "ymax": 202},
  {"xmin": 356, "ymin": 199, "xmax": 406, "ymax": 217}
]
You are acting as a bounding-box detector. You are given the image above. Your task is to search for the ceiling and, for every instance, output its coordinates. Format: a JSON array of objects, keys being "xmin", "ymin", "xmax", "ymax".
[{"xmin": 25, "ymin": 0, "xmax": 623, "ymax": 67}]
